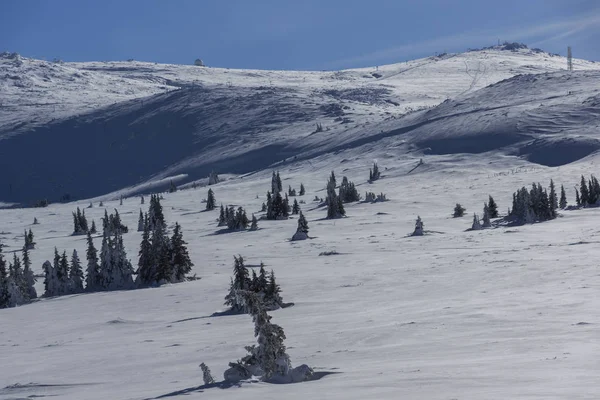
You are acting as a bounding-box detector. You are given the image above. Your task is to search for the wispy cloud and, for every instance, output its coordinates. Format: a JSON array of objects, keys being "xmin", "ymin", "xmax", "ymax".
[{"xmin": 325, "ymin": 11, "xmax": 600, "ymax": 69}]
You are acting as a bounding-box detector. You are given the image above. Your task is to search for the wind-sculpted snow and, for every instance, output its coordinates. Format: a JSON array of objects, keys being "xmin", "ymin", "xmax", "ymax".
[{"xmin": 1, "ymin": 48, "xmax": 600, "ymax": 204}]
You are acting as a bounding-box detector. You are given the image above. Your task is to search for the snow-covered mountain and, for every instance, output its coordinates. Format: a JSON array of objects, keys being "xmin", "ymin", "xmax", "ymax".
[{"xmin": 2, "ymin": 46, "xmax": 599, "ymax": 204}]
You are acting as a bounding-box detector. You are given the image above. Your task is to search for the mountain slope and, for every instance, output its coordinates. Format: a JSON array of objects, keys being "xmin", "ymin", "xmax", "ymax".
[{"xmin": 1, "ymin": 47, "xmax": 599, "ymax": 203}]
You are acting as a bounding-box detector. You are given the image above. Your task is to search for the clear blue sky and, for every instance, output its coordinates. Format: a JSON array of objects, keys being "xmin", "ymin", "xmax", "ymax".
[{"xmin": 2, "ymin": 0, "xmax": 599, "ymax": 70}]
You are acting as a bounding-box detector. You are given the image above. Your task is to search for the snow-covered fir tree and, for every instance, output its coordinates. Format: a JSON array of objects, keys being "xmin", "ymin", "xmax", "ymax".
[
  {"xmin": 120, "ymin": 195, "xmax": 124, "ymax": 205},
  {"xmin": 218, "ymin": 204, "xmax": 226, "ymax": 226},
  {"xmin": 224, "ymin": 255, "xmax": 250, "ymax": 312},
  {"xmin": 169, "ymin": 180, "xmax": 177, "ymax": 193},
  {"xmin": 575, "ymin": 187, "xmax": 581, "ymax": 207},
  {"xmin": 250, "ymin": 214, "xmax": 258, "ymax": 231},
  {"xmin": 487, "ymin": 196, "xmax": 498, "ymax": 218},
  {"xmin": 292, "ymin": 199, "xmax": 300, "ymax": 215},
  {"xmin": 482, "ymin": 204, "xmax": 492, "ymax": 228},
  {"xmin": 471, "ymin": 213, "xmax": 482, "ymax": 230},
  {"xmin": 200, "ymin": 363, "xmax": 215, "ymax": 385},
  {"xmin": 141, "ymin": 195, "xmax": 145, "ymax": 205},
  {"xmin": 267, "ymin": 191, "xmax": 288, "ymax": 220},
  {"xmin": 453, "ymin": 203, "xmax": 466, "ymax": 218},
  {"xmin": 412, "ymin": 216, "xmax": 424, "ymax": 236},
  {"xmin": 559, "ymin": 185, "xmax": 567, "ymax": 209},
  {"xmin": 21, "ymin": 245, "xmax": 36, "ymax": 300},
  {"xmin": 209, "ymin": 170, "xmax": 220, "ymax": 185},
  {"xmin": 206, "ymin": 188, "xmax": 216, "ymax": 210},
  {"xmin": 70, "ymin": 249, "xmax": 84, "ymax": 293},
  {"xmin": 102, "ymin": 209, "xmax": 129, "ymax": 235},
  {"xmin": 147, "ymin": 194, "xmax": 166, "ymax": 232},
  {"xmin": 24, "ymin": 229, "xmax": 35, "ymax": 250},
  {"xmin": 90, "ymin": 220, "xmax": 97, "ymax": 234},
  {"xmin": 580, "ymin": 176, "xmax": 589, "ymax": 206},
  {"xmin": 170, "ymin": 222, "xmax": 193, "ymax": 282},
  {"xmin": 58, "ymin": 250, "xmax": 70, "ymax": 295},
  {"xmin": 549, "ymin": 179, "xmax": 558, "ymax": 213},
  {"xmin": 85, "ymin": 232, "xmax": 101, "ymax": 292},
  {"xmin": 288, "ymin": 185, "xmax": 296, "ymax": 197},
  {"xmin": 299, "ymin": 183, "xmax": 305, "ymax": 196},
  {"xmin": 325, "ymin": 171, "xmax": 345, "ymax": 219},
  {"xmin": 0, "ymin": 244, "xmax": 10, "ymax": 308},
  {"xmin": 369, "ymin": 162, "xmax": 381, "ymax": 182},
  {"xmin": 291, "ymin": 211, "xmax": 309, "ymax": 241},
  {"xmin": 137, "ymin": 209, "xmax": 144, "ymax": 232}
]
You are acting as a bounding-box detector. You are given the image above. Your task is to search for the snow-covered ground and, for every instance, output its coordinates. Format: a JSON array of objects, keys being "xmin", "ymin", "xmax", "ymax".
[
  {"xmin": 2, "ymin": 46, "xmax": 600, "ymax": 203},
  {"xmin": 1, "ymin": 148, "xmax": 599, "ymax": 399}
]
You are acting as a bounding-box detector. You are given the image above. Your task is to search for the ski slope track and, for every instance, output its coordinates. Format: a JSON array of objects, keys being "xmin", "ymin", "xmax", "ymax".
[{"xmin": 2, "ymin": 47, "xmax": 600, "ymax": 204}]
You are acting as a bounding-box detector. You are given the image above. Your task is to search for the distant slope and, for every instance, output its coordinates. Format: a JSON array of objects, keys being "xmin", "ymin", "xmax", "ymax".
[{"xmin": 1, "ymin": 47, "xmax": 599, "ymax": 203}]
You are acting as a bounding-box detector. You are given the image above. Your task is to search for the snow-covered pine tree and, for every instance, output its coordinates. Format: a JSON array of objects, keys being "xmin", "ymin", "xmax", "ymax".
[
  {"xmin": 209, "ymin": 171, "xmax": 220, "ymax": 185},
  {"xmin": 580, "ymin": 175, "xmax": 589, "ymax": 206},
  {"xmin": 85, "ymin": 232, "xmax": 101, "ymax": 292},
  {"xmin": 120, "ymin": 195, "xmax": 124, "ymax": 205},
  {"xmin": 325, "ymin": 172, "xmax": 345, "ymax": 219},
  {"xmin": 589, "ymin": 176, "xmax": 600, "ymax": 205},
  {"xmin": 170, "ymin": 222, "xmax": 193, "ymax": 282},
  {"xmin": 412, "ymin": 216, "xmax": 424, "ymax": 236},
  {"xmin": 88, "ymin": 201, "xmax": 93, "ymax": 209},
  {"xmin": 70, "ymin": 249, "xmax": 84, "ymax": 293},
  {"xmin": 292, "ymin": 211, "xmax": 309, "ymax": 241},
  {"xmin": 299, "ymin": 183, "xmax": 305, "ymax": 196},
  {"xmin": 151, "ymin": 222, "xmax": 171, "ymax": 285},
  {"xmin": 264, "ymin": 270, "xmax": 283, "ymax": 309},
  {"xmin": 575, "ymin": 187, "xmax": 581, "ymax": 207},
  {"xmin": 137, "ymin": 209, "xmax": 144, "ymax": 232},
  {"xmin": 26, "ymin": 229, "xmax": 35, "ymax": 250},
  {"xmin": 99, "ymin": 201, "xmax": 104, "ymax": 207},
  {"xmin": 271, "ymin": 171, "xmax": 279, "ymax": 194},
  {"xmin": 218, "ymin": 204, "xmax": 226, "ymax": 226},
  {"xmin": 90, "ymin": 220, "xmax": 97, "ymax": 234},
  {"xmin": 224, "ymin": 255, "xmax": 250, "ymax": 312},
  {"xmin": 288, "ymin": 185, "xmax": 296, "ymax": 196},
  {"xmin": 482, "ymin": 204, "xmax": 492, "ymax": 228},
  {"xmin": 487, "ymin": 196, "xmax": 498, "ymax": 218},
  {"xmin": 549, "ymin": 180, "xmax": 558, "ymax": 212},
  {"xmin": 141, "ymin": 195, "xmax": 145, "ymax": 205},
  {"xmin": 0, "ymin": 243, "xmax": 10, "ymax": 308},
  {"xmin": 471, "ymin": 213, "xmax": 482, "ymax": 230},
  {"xmin": 260, "ymin": 202, "xmax": 266, "ymax": 212},
  {"xmin": 33, "ymin": 217, "xmax": 39, "ymax": 225},
  {"xmin": 257, "ymin": 263, "xmax": 268, "ymax": 294},
  {"xmin": 21, "ymin": 245, "xmax": 37, "ymax": 300},
  {"xmin": 250, "ymin": 214, "xmax": 258, "ymax": 231},
  {"xmin": 136, "ymin": 217, "xmax": 155, "ymax": 286},
  {"xmin": 108, "ymin": 234, "xmax": 134, "ymax": 290},
  {"xmin": 283, "ymin": 193, "xmax": 290, "ymax": 217},
  {"xmin": 57, "ymin": 250, "xmax": 70, "ymax": 295},
  {"xmin": 276, "ymin": 172, "xmax": 282, "ymax": 193},
  {"xmin": 453, "ymin": 203, "xmax": 466, "ymax": 218},
  {"xmin": 200, "ymin": 363, "xmax": 215, "ymax": 385},
  {"xmin": 238, "ymin": 290, "xmax": 291, "ymax": 380},
  {"xmin": 206, "ymin": 188, "xmax": 216, "ymax": 210},
  {"xmin": 292, "ymin": 199, "xmax": 300, "ymax": 215},
  {"xmin": 559, "ymin": 185, "xmax": 567, "ymax": 209}
]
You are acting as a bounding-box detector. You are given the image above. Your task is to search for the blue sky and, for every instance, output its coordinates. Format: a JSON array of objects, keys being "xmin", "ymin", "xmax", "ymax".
[{"xmin": 2, "ymin": 0, "xmax": 599, "ymax": 70}]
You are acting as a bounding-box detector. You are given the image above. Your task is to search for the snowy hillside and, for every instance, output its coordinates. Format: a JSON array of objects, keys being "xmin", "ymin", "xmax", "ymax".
[
  {"xmin": 2, "ymin": 46, "xmax": 599, "ymax": 204},
  {"xmin": 1, "ymin": 150, "xmax": 599, "ymax": 400}
]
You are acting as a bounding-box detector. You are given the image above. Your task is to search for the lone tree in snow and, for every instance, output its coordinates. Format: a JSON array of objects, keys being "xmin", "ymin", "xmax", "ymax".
[
  {"xmin": 137, "ymin": 209, "xmax": 144, "ymax": 232},
  {"xmin": 250, "ymin": 214, "xmax": 258, "ymax": 231},
  {"xmin": 291, "ymin": 211, "xmax": 309, "ymax": 241},
  {"xmin": 482, "ymin": 204, "xmax": 492, "ymax": 228},
  {"xmin": 299, "ymin": 183, "xmax": 306, "ymax": 196},
  {"xmin": 453, "ymin": 203, "xmax": 466, "ymax": 218},
  {"xmin": 206, "ymin": 188, "xmax": 216, "ymax": 210},
  {"xmin": 292, "ymin": 199, "xmax": 300, "ymax": 215},
  {"xmin": 412, "ymin": 216, "xmax": 424, "ymax": 236},
  {"xmin": 200, "ymin": 363, "xmax": 215, "ymax": 385}
]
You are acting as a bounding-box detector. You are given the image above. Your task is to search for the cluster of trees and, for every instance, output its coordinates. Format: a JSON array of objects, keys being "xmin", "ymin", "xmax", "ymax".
[
  {"xmin": 137, "ymin": 196, "xmax": 193, "ymax": 286},
  {"xmin": 338, "ymin": 176, "xmax": 360, "ymax": 203},
  {"xmin": 508, "ymin": 181, "xmax": 558, "ymax": 224},
  {"xmin": 43, "ymin": 249, "xmax": 85, "ymax": 296},
  {"xmin": 369, "ymin": 162, "xmax": 381, "ymax": 182},
  {"xmin": 365, "ymin": 192, "xmax": 387, "ymax": 203},
  {"xmin": 575, "ymin": 175, "xmax": 599, "ymax": 207},
  {"xmin": 209, "ymin": 171, "xmax": 220, "ymax": 185},
  {"xmin": 218, "ymin": 205, "xmax": 257, "ymax": 231},
  {"xmin": 24, "ymin": 229, "xmax": 35, "ymax": 250},
  {"xmin": 287, "ymin": 184, "xmax": 305, "ymax": 197},
  {"xmin": 72, "ymin": 207, "xmax": 91, "ymax": 235},
  {"xmin": 266, "ymin": 191, "xmax": 290, "ymax": 220},
  {"xmin": 0, "ymin": 236, "xmax": 37, "ymax": 309},
  {"xmin": 271, "ymin": 171, "xmax": 283, "ymax": 194},
  {"xmin": 224, "ymin": 256, "xmax": 284, "ymax": 313},
  {"xmin": 102, "ymin": 209, "xmax": 127, "ymax": 235}
]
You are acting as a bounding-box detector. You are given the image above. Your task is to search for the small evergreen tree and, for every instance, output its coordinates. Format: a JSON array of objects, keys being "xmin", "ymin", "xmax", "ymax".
[
  {"xmin": 250, "ymin": 214, "xmax": 258, "ymax": 231},
  {"xmin": 412, "ymin": 216, "xmax": 424, "ymax": 236},
  {"xmin": 200, "ymin": 363, "xmax": 215, "ymax": 385},
  {"xmin": 218, "ymin": 204, "xmax": 226, "ymax": 226},
  {"xmin": 575, "ymin": 187, "xmax": 581, "ymax": 207},
  {"xmin": 482, "ymin": 204, "xmax": 492, "ymax": 228},
  {"xmin": 21, "ymin": 245, "xmax": 37, "ymax": 300},
  {"xmin": 141, "ymin": 195, "xmax": 145, "ymax": 204},
  {"xmin": 549, "ymin": 179, "xmax": 558, "ymax": 212},
  {"xmin": 369, "ymin": 162, "xmax": 381, "ymax": 182},
  {"xmin": 58, "ymin": 250, "xmax": 70, "ymax": 295},
  {"xmin": 471, "ymin": 213, "xmax": 482, "ymax": 230},
  {"xmin": 487, "ymin": 196, "xmax": 498, "ymax": 218},
  {"xmin": 33, "ymin": 217, "xmax": 39, "ymax": 225},
  {"xmin": 70, "ymin": 249, "xmax": 84, "ymax": 293},
  {"xmin": 170, "ymin": 222, "xmax": 193, "ymax": 282},
  {"xmin": 206, "ymin": 188, "xmax": 216, "ymax": 210},
  {"xmin": 288, "ymin": 185, "xmax": 296, "ymax": 197},
  {"xmin": 292, "ymin": 199, "xmax": 300, "ymax": 215},
  {"xmin": 299, "ymin": 183, "xmax": 305, "ymax": 196},
  {"xmin": 0, "ymin": 243, "xmax": 10, "ymax": 308},
  {"xmin": 169, "ymin": 180, "xmax": 177, "ymax": 193},
  {"xmin": 209, "ymin": 171, "xmax": 219, "ymax": 185},
  {"xmin": 580, "ymin": 176, "xmax": 589, "ymax": 206},
  {"xmin": 292, "ymin": 211, "xmax": 309, "ymax": 241},
  {"xmin": 338, "ymin": 176, "xmax": 360, "ymax": 203},
  {"xmin": 85, "ymin": 232, "xmax": 101, "ymax": 292},
  {"xmin": 264, "ymin": 270, "xmax": 283, "ymax": 309},
  {"xmin": 137, "ymin": 209, "xmax": 144, "ymax": 232},
  {"xmin": 453, "ymin": 203, "xmax": 466, "ymax": 218},
  {"xmin": 559, "ymin": 185, "xmax": 567, "ymax": 209},
  {"xmin": 90, "ymin": 220, "xmax": 97, "ymax": 234}
]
